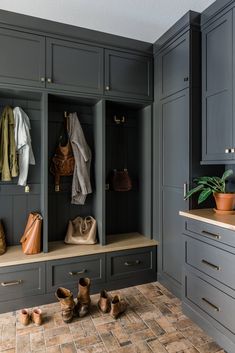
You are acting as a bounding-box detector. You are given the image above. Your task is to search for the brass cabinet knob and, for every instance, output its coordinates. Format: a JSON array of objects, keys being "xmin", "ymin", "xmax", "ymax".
[
  {"xmin": 231, "ymin": 148, "xmax": 235, "ymax": 153},
  {"xmin": 105, "ymin": 85, "xmax": 110, "ymax": 91},
  {"xmin": 225, "ymin": 148, "xmax": 230, "ymax": 153},
  {"xmin": 47, "ymin": 78, "xmax": 52, "ymax": 83},
  {"xmin": 40, "ymin": 77, "xmax": 45, "ymax": 82}
]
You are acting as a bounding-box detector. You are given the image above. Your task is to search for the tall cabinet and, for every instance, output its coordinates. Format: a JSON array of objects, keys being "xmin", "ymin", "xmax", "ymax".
[{"xmin": 153, "ymin": 12, "xmax": 218, "ymax": 297}]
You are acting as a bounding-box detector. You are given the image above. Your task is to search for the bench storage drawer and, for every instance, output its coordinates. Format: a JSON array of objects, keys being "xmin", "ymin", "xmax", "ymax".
[
  {"xmin": 47, "ymin": 254, "xmax": 105, "ymax": 292},
  {"xmin": 107, "ymin": 247, "xmax": 156, "ymax": 281},
  {"xmin": 0, "ymin": 262, "xmax": 45, "ymax": 301}
]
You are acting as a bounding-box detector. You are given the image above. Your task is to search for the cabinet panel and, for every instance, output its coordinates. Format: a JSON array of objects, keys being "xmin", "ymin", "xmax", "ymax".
[
  {"xmin": 185, "ymin": 271, "xmax": 235, "ymax": 335},
  {"xmin": 46, "ymin": 38, "xmax": 103, "ymax": 94},
  {"xmin": 0, "ymin": 263, "xmax": 45, "ymax": 301},
  {"xmin": 105, "ymin": 50, "xmax": 152, "ymax": 100},
  {"xmin": 202, "ymin": 11, "xmax": 233, "ymax": 162},
  {"xmin": 159, "ymin": 33, "xmax": 189, "ymax": 99},
  {"xmin": 186, "ymin": 236, "xmax": 235, "ymax": 290},
  {"xmin": 163, "ymin": 187, "xmax": 187, "ymax": 284},
  {"xmin": 0, "ymin": 28, "xmax": 45, "ymax": 87},
  {"xmin": 162, "ymin": 91, "xmax": 189, "ymax": 187}
]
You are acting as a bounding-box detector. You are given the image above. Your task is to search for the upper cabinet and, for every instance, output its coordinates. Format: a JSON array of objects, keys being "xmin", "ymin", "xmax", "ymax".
[
  {"xmin": 0, "ymin": 28, "xmax": 45, "ymax": 87},
  {"xmin": 104, "ymin": 50, "xmax": 153, "ymax": 100},
  {"xmin": 201, "ymin": 10, "xmax": 234, "ymax": 163},
  {"xmin": 159, "ymin": 33, "xmax": 189, "ymax": 99},
  {"xmin": 46, "ymin": 38, "xmax": 103, "ymax": 94}
]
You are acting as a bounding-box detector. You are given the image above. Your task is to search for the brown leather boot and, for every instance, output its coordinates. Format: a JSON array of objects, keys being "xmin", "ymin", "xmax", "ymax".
[
  {"xmin": 98, "ymin": 289, "xmax": 112, "ymax": 313},
  {"xmin": 0, "ymin": 220, "xmax": 6, "ymax": 255},
  {"xmin": 76, "ymin": 278, "xmax": 91, "ymax": 317},
  {"xmin": 110, "ymin": 295, "xmax": 127, "ymax": 319},
  {"xmin": 55, "ymin": 287, "xmax": 75, "ymax": 323}
]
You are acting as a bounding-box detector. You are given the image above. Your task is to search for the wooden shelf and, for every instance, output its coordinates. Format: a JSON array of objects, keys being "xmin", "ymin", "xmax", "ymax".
[
  {"xmin": 179, "ymin": 208, "xmax": 235, "ymax": 231},
  {"xmin": 0, "ymin": 233, "xmax": 158, "ymax": 268}
]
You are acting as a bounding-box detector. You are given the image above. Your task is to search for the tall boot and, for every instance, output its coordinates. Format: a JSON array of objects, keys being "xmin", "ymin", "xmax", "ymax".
[
  {"xmin": 76, "ymin": 278, "xmax": 91, "ymax": 317},
  {"xmin": 55, "ymin": 287, "xmax": 75, "ymax": 323}
]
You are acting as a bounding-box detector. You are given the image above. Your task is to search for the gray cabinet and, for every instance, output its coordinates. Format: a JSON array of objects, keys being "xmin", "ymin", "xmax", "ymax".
[
  {"xmin": 105, "ymin": 49, "xmax": 152, "ymax": 100},
  {"xmin": 0, "ymin": 28, "xmax": 45, "ymax": 87},
  {"xmin": 46, "ymin": 38, "xmax": 103, "ymax": 94},
  {"xmin": 202, "ymin": 10, "xmax": 233, "ymax": 163},
  {"xmin": 159, "ymin": 33, "xmax": 189, "ymax": 99}
]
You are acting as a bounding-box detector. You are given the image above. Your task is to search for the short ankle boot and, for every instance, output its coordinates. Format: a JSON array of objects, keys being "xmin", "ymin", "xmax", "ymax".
[
  {"xmin": 76, "ymin": 278, "xmax": 91, "ymax": 317},
  {"xmin": 98, "ymin": 289, "xmax": 112, "ymax": 313},
  {"xmin": 0, "ymin": 220, "xmax": 6, "ymax": 255},
  {"xmin": 110, "ymin": 295, "xmax": 127, "ymax": 319},
  {"xmin": 55, "ymin": 287, "xmax": 75, "ymax": 323}
]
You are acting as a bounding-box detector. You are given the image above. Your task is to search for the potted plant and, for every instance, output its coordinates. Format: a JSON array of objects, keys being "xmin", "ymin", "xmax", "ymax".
[{"xmin": 185, "ymin": 169, "xmax": 235, "ymax": 213}]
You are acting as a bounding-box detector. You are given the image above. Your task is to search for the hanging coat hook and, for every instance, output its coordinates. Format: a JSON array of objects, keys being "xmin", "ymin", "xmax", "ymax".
[{"xmin": 114, "ymin": 115, "xmax": 125, "ymax": 124}]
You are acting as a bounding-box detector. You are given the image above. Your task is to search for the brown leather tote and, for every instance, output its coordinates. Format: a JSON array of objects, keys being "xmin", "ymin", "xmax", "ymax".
[
  {"xmin": 0, "ymin": 220, "xmax": 7, "ymax": 255},
  {"xmin": 111, "ymin": 169, "xmax": 132, "ymax": 192},
  {"xmin": 20, "ymin": 213, "xmax": 42, "ymax": 255},
  {"xmin": 50, "ymin": 142, "xmax": 75, "ymax": 192}
]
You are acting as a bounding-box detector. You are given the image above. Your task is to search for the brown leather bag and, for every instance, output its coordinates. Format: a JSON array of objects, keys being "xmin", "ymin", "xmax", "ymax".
[
  {"xmin": 64, "ymin": 216, "xmax": 97, "ymax": 245},
  {"xmin": 20, "ymin": 213, "xmax": 42, "ymax": 255},
  {"xmin": 50, "ymin": 142, "xmax": 75, "ymax": 192},
  {"xmin": 110, "ymin": 169, "xmax": 132, "ymax": 192},
  {"xmin": 0, "ymin": 220, "xmax": 7, "ymax": 255}
]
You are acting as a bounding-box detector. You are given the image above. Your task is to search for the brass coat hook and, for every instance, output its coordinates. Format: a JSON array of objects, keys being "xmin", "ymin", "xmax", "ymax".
[{"xmin": 114, "ymin": 115, "xmax": 125, "ymax": 124}]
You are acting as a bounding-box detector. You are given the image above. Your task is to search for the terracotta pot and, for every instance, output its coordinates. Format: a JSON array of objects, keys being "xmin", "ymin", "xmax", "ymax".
[{"xmin": 213, "ymin": 192, "xmax": 235, "ymax": 211}]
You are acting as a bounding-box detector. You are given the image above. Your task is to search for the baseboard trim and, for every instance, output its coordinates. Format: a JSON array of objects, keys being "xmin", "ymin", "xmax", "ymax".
[{"xmin": 158, "ymin": 272, "xmax": 182, "ymax": 299}]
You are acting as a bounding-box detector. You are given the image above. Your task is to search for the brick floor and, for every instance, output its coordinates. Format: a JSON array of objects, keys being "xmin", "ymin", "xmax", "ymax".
[{"xmin": 0, "ymin": 282, "xmax": 225, "ymax": 353}]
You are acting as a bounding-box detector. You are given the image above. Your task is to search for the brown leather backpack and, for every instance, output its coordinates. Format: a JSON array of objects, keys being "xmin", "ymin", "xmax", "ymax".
[
  {"xmin": 50, "ymin": 142, "xmax": 75, "ymax": 192},
  {"xmin": 110, "ymin": 169, "xmax": 132, "ymax": 192}
]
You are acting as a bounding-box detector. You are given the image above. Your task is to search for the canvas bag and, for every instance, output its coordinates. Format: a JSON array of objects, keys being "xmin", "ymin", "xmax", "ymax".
[
  {"xmin": 64, "ymin": 216, "xmax": 97, "ymax": 245},
  {"xmin": 20, "ymin": 213, "xmax": 42, "ymax": 255}
]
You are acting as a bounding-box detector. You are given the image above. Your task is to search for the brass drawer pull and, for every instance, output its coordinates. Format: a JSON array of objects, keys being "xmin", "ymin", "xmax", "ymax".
[
  {"xmin": 1, "ymin": 280, "xmax": 23, "ymax": 287},
  {"xmin": 201, "ymin": 259, "xmax": 221, "ymax": 271},
  {"xmin": 202, "ymin": 297, "xmax": 220, "ymax": 312},
  {"xmin": 69, "ymin": 269, "xmax": 87, "ymax": 276},
  {"xmin": 201, "ymin": 230, "xmax": 221, "ymax": 239},
  {"xmin": 124, "ymin": 260, "xmax": 141, "ymax": 266}
]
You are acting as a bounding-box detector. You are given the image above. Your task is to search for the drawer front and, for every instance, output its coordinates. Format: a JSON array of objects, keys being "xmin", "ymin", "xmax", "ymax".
[
  {"xmin": 185, "ymin": 271, "xmax": 235, "ymax": 334},
  {"xmin": 185, "ymin": 236, "xmax": 235, "ymax": 290},
  {"xmin": 0, "ymin": 263, "xmax": 45, "ymax": 301},
  {"xmin": 185, "ymin": 219, "xmax": 235, "ymax": 249},
  {"xmin": 47, "ymin": 254, "xmax": 105, "ymax": 292},
  {"xmin": 107, "ymin": 247, "xmax": 156, "ymax": 281}
]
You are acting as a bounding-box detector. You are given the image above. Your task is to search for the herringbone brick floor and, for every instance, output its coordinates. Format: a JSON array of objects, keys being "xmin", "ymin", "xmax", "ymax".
[{"xmin": 0, "ymin": 282, "xmax": 225, "ymax": 353}]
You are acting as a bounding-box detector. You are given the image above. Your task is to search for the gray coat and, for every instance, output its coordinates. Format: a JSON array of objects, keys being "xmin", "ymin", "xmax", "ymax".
[{"xmin": 68, "ymin": 113, "xmax": 92, "ymax": 205}]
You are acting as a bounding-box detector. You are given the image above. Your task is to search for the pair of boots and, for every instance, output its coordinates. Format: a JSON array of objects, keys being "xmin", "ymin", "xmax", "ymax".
[
  {"xmin": 56, "ymin": 278, "xmax": 90, "ymax": 323},
  {"xmin": 98, "ymin": 289, "xmax": 127, "ymax": 319}
]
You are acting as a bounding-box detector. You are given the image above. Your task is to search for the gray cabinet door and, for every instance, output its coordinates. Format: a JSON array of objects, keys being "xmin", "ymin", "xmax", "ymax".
[
  {"xmin": 161, "ymin": 90, "xmax": 189, "ymax": 285},
  {"xmin": 0, "ymin": 28, "xmax": 45, "ymax": 87},
  {"xmin": 162, "ymin": 90, "xmax": 189, "ymax": 187},
  {"xmin": 46, "ymin": 38, "xmax": 103, "ymax": 94},
  {"xmin": 202, "ymin": 11, "xmax": 233, "ymax": 162},
  {"xmin": 159, "ymin": 33, "xmax": 189, "ymax": 99},
  {"xmin": 105, "ymin": 49, "xmax": 152, "ymax": 100}
]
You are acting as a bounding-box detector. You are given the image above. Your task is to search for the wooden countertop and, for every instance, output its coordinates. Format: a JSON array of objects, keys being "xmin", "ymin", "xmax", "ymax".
[
  {"xmin": 0, "ymin": 233, "xmax": 158, "ymax": 268},
  {"xmin": 179, "ymin": 209, "xmax": 235, "ymax": 231}
]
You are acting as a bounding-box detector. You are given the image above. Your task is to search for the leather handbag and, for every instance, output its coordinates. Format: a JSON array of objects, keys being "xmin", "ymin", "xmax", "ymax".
[
  {"xmin": 110, "ymin": 169, "xmax": 132, "ymax": 192},
  {"xmin": 0, "ymin": 220, "xmax": 6, "ymax": 255},
  {"xmin": 20, "ymin": 213, "xmax": 42, "ymax": 255},
  {"xmin": 50, "ymin": 142, "xmax": 75, "ymax": 192},
  {"xmin": 64, "ymin": 216, "xmax": 97, "ymax": 245}
]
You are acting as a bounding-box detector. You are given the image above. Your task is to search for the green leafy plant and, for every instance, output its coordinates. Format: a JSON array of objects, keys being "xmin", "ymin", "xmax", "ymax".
[{"xmin": 185, "ymin": 169, "xmax": 234, "ymax": 204}]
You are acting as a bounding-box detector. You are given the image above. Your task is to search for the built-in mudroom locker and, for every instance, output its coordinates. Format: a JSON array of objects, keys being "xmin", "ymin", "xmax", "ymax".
[{"xmin": 0, "ymin": 10, "xmax": 157, "ymax": 313}]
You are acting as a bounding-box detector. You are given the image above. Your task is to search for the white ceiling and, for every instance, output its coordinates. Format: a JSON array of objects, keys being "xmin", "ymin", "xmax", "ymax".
[{"xmin": 0, "ymin": 0, "xmax": 215, "ymax": 43}]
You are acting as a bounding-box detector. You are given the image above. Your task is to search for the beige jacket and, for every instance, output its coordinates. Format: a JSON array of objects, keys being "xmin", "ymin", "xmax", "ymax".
[{"xmin": 0, "ymin": 106, "xmax": 18, "ymax": 181}]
